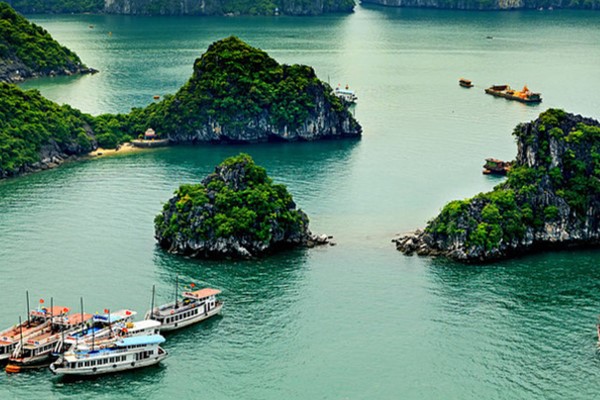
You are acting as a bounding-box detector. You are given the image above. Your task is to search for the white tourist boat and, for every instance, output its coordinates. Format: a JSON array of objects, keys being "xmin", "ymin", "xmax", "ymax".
[
  {"xmin": 6, "ymin": 308, "xmax": 92, "ymax": 372},
  {"xmin": 62, "ymin": 309, "xmax": 137, "ymax": 351},
  {"xmin": 145, "ymin": 282, "xmax": 223, "ymax": 332},
  {"xmin": 49, "ymin": 334, "xmax": 168, "ymax": 376},
  {"xmin": 334, "ymin": 85, "xmax": 358, "ymax": 104}
]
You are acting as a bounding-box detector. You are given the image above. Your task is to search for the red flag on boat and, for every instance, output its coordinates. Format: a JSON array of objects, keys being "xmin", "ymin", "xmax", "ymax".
[
  {"xmin": 190, "ymin": 283, "xmax": 195, "ymax": 288},
  {"xmin": 63, "ymin": 307, "xmax": 69, "ymax": 313},
  {"xmin": 39, "ymin": 299, "xmax": 44, "ymax": 304},
  {"xmin": 125, "ymin": 310, "xmax": 132, "ymax": 316},
  {"xmin": 104, "ymin": 309, "xmax": 109, "ymax": 314}
]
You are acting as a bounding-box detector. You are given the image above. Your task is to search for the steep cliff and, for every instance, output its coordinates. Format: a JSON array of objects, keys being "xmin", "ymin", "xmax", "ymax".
[
  {"xmin": 0, "ymin": 2, "xmax": 95, "ymax": 83},
  {"xmin": 395, "ymin": 109, "xmax": 600, "ymax": 262},
  {"xmin": 362, "ymin": 0, "xmax": 599, "ymax": 10},
  {"xmin": 109, "ymin": 36, "xmax": 361, "ymax": 144},
  {"xmin": 155, "ymin": 154, "xmax": 329, "ymax": 259},
  {"xmin": 7, "ymin": 0, "xmax": 355, "ymax": 15}
]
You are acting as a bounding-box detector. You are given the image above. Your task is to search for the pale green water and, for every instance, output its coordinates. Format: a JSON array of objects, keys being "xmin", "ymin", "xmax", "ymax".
[{"xmin": 2, "ymin": 5, "xmax": 600, "ymax": 399}]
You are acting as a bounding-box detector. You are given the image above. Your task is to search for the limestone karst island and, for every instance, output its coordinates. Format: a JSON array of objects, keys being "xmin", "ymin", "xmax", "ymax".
[{"xmin": 0, "ymin": 0, "xmax": 599, "ymax": 398}]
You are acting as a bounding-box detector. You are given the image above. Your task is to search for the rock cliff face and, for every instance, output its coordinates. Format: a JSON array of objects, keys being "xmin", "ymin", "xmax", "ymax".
[
  {"xmin": 7, "ymin": 0, "xmax": 355, "ymax": 15},
  {"xmin": 134, "ymin": 36, "xmax": 361, "ymax": 143},
  {"xmin": 154, "ymin": 154, "xmax": 330, "ymax": 259},
  {"xmin": 394, "ymin": 109, "xmax": 600, "ymax": 262},
  {"xmin": 0, "ymin": 2, "xmax": 96, "ymax": 83},
  {"xmin": 362, "ymin": 0, "xmax": 599, "ymax": 10}
]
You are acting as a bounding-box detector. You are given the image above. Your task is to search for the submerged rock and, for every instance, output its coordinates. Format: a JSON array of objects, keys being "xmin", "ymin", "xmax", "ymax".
[
  {"xmin": 154, "ymin": 154, "xmax": 330, "ymax": 259},
  {"xmin": 395, "ymin": 109, "xmax": 600, "ymax": 262}
]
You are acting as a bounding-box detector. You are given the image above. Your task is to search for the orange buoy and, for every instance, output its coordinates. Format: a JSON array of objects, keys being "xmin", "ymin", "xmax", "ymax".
[{"xmin": 5, "ymin": 364, "xmax": 22, "ymax": 374}]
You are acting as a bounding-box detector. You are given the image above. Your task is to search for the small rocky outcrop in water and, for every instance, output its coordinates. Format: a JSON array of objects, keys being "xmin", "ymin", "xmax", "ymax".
[
  {"xmin": 121, "ymin": 36, "xmax": 361, "ymax": 144},
  {"xmin": 394, "ymin": 109, "xmax": 600, "ymax": 262},
  {"xmin": 0, "ymin": 3, "xmax": 97, "ymax": 83},
  {"xmin": 154, "ymin": 154, "xmax": 331, "ymax": 259}
]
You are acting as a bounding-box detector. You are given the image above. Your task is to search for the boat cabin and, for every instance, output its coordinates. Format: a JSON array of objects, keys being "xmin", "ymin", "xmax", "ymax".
[{"xmin": 459, "ymin": 78, "xmax": 473, "ymax": 88}]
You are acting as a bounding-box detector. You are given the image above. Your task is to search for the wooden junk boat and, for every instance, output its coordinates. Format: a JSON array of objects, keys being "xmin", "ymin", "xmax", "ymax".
[
  {"xmin": 483, "ymin": 158, "xmax": 511, "ymax": 175},
  {"xmin": 459, "ymin": 78, "xmax": 473, "ymax": 88},
  {"xmin": 485, "ymin": 84, "xmax": 542, "ymax": 103}
]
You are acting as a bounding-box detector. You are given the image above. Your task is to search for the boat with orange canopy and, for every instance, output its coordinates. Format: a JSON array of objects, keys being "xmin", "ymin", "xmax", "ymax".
[{"xmin": 485, "ymin": 84, "xmax": 542, "ymax": 103}]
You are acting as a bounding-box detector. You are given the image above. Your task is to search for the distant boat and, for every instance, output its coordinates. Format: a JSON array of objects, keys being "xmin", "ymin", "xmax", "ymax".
[
  {"xmin": 483, "ymin": 158, "xmax": 511, "ymax": 175},
  {"xmin": 334, "ymin": 85, "xmax": 358, "ymax": 104},
  {"xmin": 153, "ymin": 95, "xmax": 160, "ymax": 100},
  {"xmin": 485, "ymin": 84, "xmax": 542, "ymax": 103},
  {"xmin": 459, "ymin": 78, "xmax": 473, "ymax": 88}
]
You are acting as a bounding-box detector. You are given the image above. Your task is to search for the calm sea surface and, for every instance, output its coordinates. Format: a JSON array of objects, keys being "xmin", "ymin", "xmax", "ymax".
[{"xmin": 3, "ymin": 5, "xmax": 600, "ymax": 399}]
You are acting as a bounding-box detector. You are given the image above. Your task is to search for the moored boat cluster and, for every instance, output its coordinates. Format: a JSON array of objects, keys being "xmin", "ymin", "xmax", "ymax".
[{"xmin": 1, "ymin": 282, "xmax": 222, "ymax": 377}]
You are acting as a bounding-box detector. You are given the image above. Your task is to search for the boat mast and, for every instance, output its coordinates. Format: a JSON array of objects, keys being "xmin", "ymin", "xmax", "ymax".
[
  {"xmin": 50, "ymin": 297, "xmax": 53, "ymax": 322},
  {"xmin": 80, "ymin": 297, "xmax": 85, "ymax": 334},
  {"xmin": 26, "ymin": 291, "xmax": 30, "ymax": 326},
  {"xmin": 150, "ymin": 285, "xmax": 155, "ymax": 319},
  {"xmin": 18, "ymin": 316, "xmax": 23, "ymax": 352},
  {"xmin": 174, "ymin": 276, "xmax": 179, "ymax": 310},
  {"xmin": 108, "ymin": 309, "xmax": 112, "ymax": 338}
]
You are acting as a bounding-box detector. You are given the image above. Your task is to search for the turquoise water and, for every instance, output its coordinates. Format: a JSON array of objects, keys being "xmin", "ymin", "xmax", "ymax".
[{"xmin": 2, "ymin": 5, "xmax": 600, "ymax": 399}]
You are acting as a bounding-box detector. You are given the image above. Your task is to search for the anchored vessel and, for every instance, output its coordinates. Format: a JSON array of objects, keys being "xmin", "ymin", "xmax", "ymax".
[
  {"xmin": 145, "ymin": 282, "xmax": 223, "ymax": 332},
  {"xmin": 459, "ymin": 78, "xmax": 473, "ymax": 88},
  {"xmin": 6, "ymin": 307, "xmax": 91, "ymax": 372},
  {"xmin": 333, "ymin": 85, "xmax": 358, "ymax": 104},
  {"xmin": 49, "ymin": 334, "xmax": 168, "ymax": 376},
  {"xmin": 62, "ymin": 309, "xmax": 137, "ymax": 352},
  {"xmin": 0, "ymin": 312, "xmax": 53, "ymax": 362},
  {"xmin": 485, "ymin": 84, "xmax": 542, "ymax": 103},
  {"xmin": 483, "ymin": 158, "xmax": 511, "ymax": 175}
]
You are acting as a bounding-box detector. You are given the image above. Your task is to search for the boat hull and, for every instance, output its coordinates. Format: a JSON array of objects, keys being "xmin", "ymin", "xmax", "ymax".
[
  {"xmin": 51, "ymin": 350, "xmax": 168, "ymax": 376},
  {"xmin": 151, "ymin": 303, "xmax": 223, "ymax": 332}
]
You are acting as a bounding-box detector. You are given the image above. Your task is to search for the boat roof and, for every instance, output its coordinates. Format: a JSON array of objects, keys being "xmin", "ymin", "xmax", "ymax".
[
  {"xmin": 30, "ymin": 306, "xmax": 70, "ymax": 318},
  {"xmin": 116, "ymin": 334, "xmax": 165, "ymax": 347},
  {"xmin": 62, "ymin": 313, "xmax": 94, "ymax": 325},
  {"xmin": 182, "ymin": 288, "xmax": 221, "ymax": 300},
  {"xmin": 93, "ymin": 309, "xmax": 136, "ymax": 323},
  {"xmin": 335, "ymin": 88, "xmax": 355, "ymax": 95},
  {"xmin": 128, "ymin": 320, "xmax": 161, "ymax": 331}
]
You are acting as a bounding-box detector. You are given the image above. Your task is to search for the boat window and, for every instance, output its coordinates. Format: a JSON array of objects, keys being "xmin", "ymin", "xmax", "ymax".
[{"xmin": 85, "ymin": 361, "xmax": 90, "ymax": 367}]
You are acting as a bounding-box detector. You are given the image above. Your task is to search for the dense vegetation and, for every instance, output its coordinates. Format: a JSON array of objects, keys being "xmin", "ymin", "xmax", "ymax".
[
  {"xmin": 94, "ymin": 36, "xmax": 355, "ymax": 144},
  {"xmin": 6, "ymin": 0, "xmax": 103, "ymax": 13},
  {"xmin": 0, "ymin": 2, "xmax": 85, "ymax": 75},
  {"xmin": 0, "ymin": 83, "xmax": 95, "ymax": 176},
  {"xmin": 7, "ymin": 0, "xmax": 355, "ymax": 15},
  {"xmin": 425, "ymin": 109, "xmax": 600, "ymax": 253},
  {"xmin": 155, "ymin": 154, "xmax": 310, "ymax": 258}
]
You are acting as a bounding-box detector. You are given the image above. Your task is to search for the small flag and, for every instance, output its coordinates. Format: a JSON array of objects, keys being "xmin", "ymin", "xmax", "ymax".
[
  {"xmin": 190, "ymin": 283, "xmax": 195, "ymax": 288},
  {"xmin": 39, "ymin": 299, "xmax": 44, "ymax": 304},
  {"xmin": 104, "ymin": 309, "xmax": 109, "ymax": 314}
]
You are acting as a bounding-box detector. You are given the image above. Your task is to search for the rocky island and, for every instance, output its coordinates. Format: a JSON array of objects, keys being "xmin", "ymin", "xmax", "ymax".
[
  {"xmin": 96, "ymin": 36, "xmax": 361, "ymax": 145},
  {"xmin": 155, "ymin": 154, "xmax": 330, "ymax": 259},
  {"xmin": 395, "ymin": 109, "xmax": 600, "ymax": 262},
  {"xmin": 0, "ymin": 36, "xmax": 361, "ymax": 180},
  {"xmin": 7, "ymin": 0, "xmax": 356, "ymax": 15},
  {"xmin": 0, "ymin": 2, "xmax": 95, "ymax": 83},
  {"xmin": 362, "ymin": 0, "xmax": 599, "ymax": 10}
]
